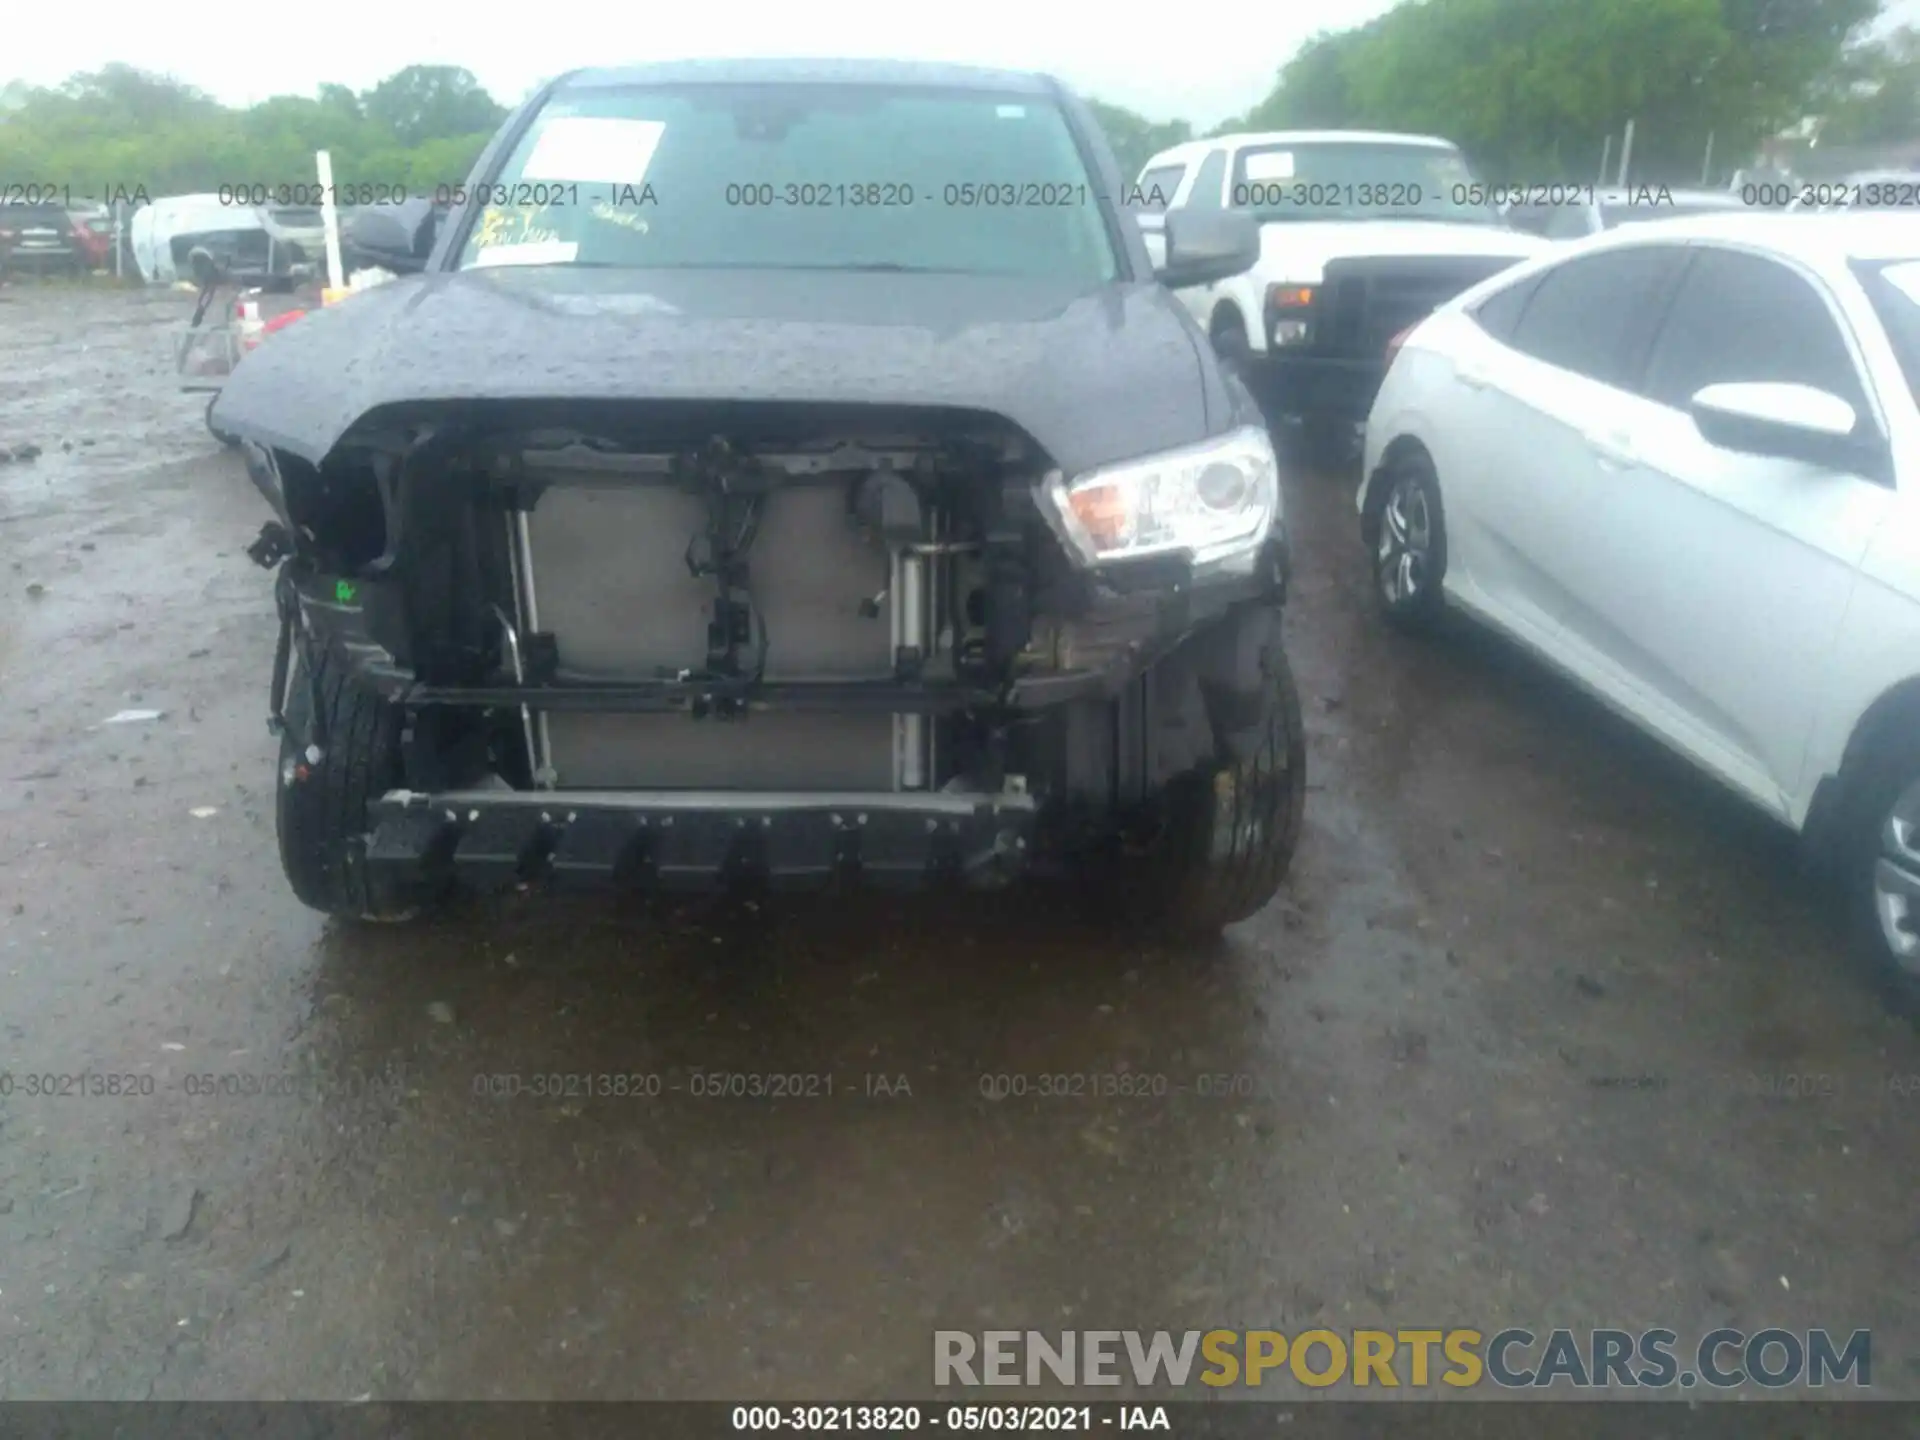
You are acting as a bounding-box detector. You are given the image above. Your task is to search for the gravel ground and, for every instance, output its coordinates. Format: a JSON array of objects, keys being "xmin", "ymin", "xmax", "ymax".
[{"xmin": 0, "ymin": 279, "xmax": 1915, "ymax": 1402}]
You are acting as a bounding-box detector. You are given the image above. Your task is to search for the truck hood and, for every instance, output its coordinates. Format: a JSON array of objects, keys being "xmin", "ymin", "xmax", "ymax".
[
  {"xmin": 1252, "ymin": 221, "xmax": 1548, "ymax": 284},
  {"xmin": 210, "ymin": 265, "xmax": 1216, "ymax": 479}
]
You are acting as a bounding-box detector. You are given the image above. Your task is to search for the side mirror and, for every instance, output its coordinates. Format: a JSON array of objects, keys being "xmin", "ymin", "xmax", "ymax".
[
  {"xmin": 1688, "ymin": 381, "xmax": 1875, "ymax": 471},
  {"xmin": 342, "ymin": 201, "xmax": 437, "ymax": 274},
  {"xmin": 1156, "ymin": 208, "xmax": 1259, "ymax": 289},
  {"xmin": 342, "ymin": 210, "xmax": 410, "ymax": 261}
]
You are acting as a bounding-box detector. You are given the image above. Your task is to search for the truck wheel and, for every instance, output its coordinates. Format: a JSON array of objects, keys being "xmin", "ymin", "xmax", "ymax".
[
  {"xmin": 1210, "ymin": 310, "xmax": 1256, "ymax": 394},
  {"xmin": 1362, "ymin": 447, "xmax": 1447, "ymax": 632},
  {"xmin": 1125, "ymin": 644, "xmax": 1307, "ymax": 936},
  {"xmin": 1840, "ymin": 730, "xmax": 1920, "ymax": 1018},
  {"xmin": 276, "ymin": 647, "xmax": 424, "ymax": 922}
]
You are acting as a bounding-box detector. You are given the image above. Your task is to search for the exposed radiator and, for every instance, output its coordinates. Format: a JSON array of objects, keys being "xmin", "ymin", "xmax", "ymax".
[
  {"xmin": 511, "ymin": 478, "xmax": 927, "ymax": 793},
  {"xmin": 527, "ymin": 483, "xmax": 893, "ymax": 680}
]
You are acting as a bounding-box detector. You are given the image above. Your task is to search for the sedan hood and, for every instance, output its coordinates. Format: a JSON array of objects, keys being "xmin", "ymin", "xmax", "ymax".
[
  {"xmin": 1254, "ymin": 220, "xmax": 1548, "ymax": 283},
  {"xmin": 211, "ymin": 265, "xmax": 1215, "ymax": 478}
]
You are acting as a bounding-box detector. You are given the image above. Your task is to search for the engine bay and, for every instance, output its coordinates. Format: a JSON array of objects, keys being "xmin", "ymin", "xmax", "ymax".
[
  {"xmin": 254, "ymin": 405, "xmax": 1119, "ymax": 802},
  {"xmin": 505, "ymin": 426, "xmax": 1037, "ymax": 793}
]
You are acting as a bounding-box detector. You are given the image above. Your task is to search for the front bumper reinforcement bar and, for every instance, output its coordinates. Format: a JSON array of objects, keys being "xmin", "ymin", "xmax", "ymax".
[{"xmin": 365, "ymin": 787, "xmax": 1038, "ymax": 896}]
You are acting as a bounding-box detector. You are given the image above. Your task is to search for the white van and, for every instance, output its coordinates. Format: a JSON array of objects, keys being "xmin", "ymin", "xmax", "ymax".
[{"xmin": 130, "ymin": 195, "xmax": 321, "ymax": 284}]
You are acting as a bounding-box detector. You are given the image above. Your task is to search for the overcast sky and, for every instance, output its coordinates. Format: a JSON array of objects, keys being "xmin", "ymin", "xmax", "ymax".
[
  {"xmin": 12, "ymin": 0, "xmax": 1920, "ymax": 125},
  {"xmin": 9, "ymin": 0, "xmax": 1407, "ymax": 126}
]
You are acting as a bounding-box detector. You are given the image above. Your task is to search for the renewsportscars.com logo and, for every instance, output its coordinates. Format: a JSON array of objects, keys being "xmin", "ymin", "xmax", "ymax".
[{"xmin": 934, "ymin": 1328, "xmax": 1872, "ymax": 1390}]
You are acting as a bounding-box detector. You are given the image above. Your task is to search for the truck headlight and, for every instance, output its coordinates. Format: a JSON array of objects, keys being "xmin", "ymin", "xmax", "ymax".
[
  {"xmin": 1040, "ymin": 425, "xmax": 1279, "ymax": 569},
  {"xmin": 1266, "ymin": 283, "xmax": 1316, "ymax": 346}
]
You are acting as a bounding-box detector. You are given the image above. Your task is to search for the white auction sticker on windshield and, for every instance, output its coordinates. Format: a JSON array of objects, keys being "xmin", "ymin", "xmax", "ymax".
[
  {"xmin": 1241, "ymin": 151, "xmax": 1295, "ymax": 181},
  {"xmin": 472, "ymin": 239, "xmax": 579, "ymax": 268},
  {"xmin": 521, "ymin": 117, "xmax": 666, "ymax": 183}
]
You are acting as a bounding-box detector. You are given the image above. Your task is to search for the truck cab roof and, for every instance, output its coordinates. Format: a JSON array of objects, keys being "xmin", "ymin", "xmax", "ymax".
[
  {"xmin": 1142, "ymin": 131, "xmax": 1461, "ymax": 173},
  {"xmin": 561, "ymin": 58, "xmax": 1062, "ymax": 95}
]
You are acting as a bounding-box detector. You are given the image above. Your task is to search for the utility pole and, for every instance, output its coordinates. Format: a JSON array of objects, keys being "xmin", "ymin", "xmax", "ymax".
[
  {"xmin": 1599, "ymin": 133, "xmax": 1614, "ymax": 186},
  {"xmin": 1701, "ymin": 131, "xmax": 1715, "ymax": 185},
  {"xmin": 1616, "ymin": 119, "xmax": 1636, "ymax": 187}
]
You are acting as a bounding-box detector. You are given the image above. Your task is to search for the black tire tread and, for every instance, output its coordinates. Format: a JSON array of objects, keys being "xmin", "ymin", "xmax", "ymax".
[
  {"xmin": 277, "ymin": 647, "xmax": 415, "ymax": 921},
  {"xmin": 1133, "ymin": 644, "xmax": 1308, "ymax": 936}
]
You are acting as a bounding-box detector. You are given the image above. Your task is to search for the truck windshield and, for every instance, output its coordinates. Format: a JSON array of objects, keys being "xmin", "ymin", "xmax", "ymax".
[
  {"xmin": 455, "ymin": 83, "xmax": 1119, "ymax": 283},
  {"xmin": 1228, "ymin": 141, "xmax": 1500, "ymax": 225}
]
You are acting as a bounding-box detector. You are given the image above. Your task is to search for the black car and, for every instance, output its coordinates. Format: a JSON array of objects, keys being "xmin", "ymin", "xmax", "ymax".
[
  {"xmin": 212, "ymin": 58, "xmax": 1305, "ymax": 931},
  {"xmin": 0, "ymin": 201, "xmax": 87, "ymax": 276}
]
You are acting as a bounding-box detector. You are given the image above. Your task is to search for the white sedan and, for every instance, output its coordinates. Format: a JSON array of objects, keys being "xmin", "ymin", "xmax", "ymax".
[{"xmin": 1355, "ymin": 211, "xmax": 1920, "ymax": 1009}]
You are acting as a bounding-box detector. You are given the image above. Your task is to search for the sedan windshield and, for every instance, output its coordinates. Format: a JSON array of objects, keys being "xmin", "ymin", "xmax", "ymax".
[
  {"xmin": 1227, "ymin": 142, "xmax": 1500, "ymax": 225},
  {"xmin": 1853, "ymin": 258, "xmax": 1920, "ymax": 403},
  {"xmin": 454, "ymin": 83, "xmax": 1118, "ymax": 283}
]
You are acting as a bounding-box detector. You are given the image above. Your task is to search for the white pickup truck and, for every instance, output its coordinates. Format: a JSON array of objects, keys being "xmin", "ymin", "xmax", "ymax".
[{"xmin": 1133, "ymin": 130, "xmax": 1547, "ymax": 460}]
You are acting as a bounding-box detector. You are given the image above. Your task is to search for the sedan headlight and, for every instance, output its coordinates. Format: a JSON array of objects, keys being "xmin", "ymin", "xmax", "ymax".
[{"xmin": 1040, "ymin": 424, "xmax": 1279, "ymax": 569}]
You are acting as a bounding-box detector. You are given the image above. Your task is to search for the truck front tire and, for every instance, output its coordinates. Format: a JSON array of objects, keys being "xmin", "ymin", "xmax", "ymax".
[
  {"xmin": 276, "ymin": 649, "xmax": 424, "ymax": 922},
  {"xmin": 1121, "ymin": 643, "xmax": 1307, "ymax": 936}
]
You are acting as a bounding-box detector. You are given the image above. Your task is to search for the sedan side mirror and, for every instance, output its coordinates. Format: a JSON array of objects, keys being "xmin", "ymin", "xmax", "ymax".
[
  {"xmin": 1687, "ymin": 381, "xmax": 1879, "ymax": 473},
  {"xmin": 1156, "ymin": 209, "xmax": 1259, "ymax": 289}
]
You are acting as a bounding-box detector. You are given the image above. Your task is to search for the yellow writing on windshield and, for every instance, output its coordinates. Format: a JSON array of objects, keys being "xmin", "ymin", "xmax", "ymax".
[
  {"xmin": 475, "ymin": 204, "xmax": 561, "ymax": 250},
  {"xmin": 590, "ymin": 200, "xmax": 650, "ymax": 234}
]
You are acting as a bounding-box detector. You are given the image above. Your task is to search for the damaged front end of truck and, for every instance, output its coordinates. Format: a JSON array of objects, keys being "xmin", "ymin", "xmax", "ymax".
[{"xmin": 235, "ymin": 385, "xmax": 1295, "ymax": 920}]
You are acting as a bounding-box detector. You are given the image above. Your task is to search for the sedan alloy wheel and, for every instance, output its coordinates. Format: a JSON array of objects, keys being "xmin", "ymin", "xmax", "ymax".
[
  {"xmin": 1872, "ymin": 776, "xmax": 1920, "ymax": 976},
  {"xmin": 1376, "ymin": 472, "xmax": 1434, "ymax": 607}
]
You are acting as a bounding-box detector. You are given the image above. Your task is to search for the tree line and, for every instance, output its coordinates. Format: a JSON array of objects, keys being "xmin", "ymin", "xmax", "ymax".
[
  {"xmin": 1094, "ymin": 0, "xmax": 1913, "ymax": 182},
  {"xmin": 0, "ymin": 64, "xmax": 508, "ymax": 200},
  {"xmin": 4, "ymin": 4, "xmax": 1917, "ymax": 206}
]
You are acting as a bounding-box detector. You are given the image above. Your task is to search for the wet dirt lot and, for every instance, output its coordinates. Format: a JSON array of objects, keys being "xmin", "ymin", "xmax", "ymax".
[{"xmin": 0, "ymin": 281, "xmax": 1916, "ymax": 1402}]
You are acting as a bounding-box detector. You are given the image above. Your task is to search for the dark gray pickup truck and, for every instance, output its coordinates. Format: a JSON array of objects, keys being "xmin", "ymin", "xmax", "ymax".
[{"xmin": 214, "ymin": 58, "xmax": 1306, "ymax": 933}]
